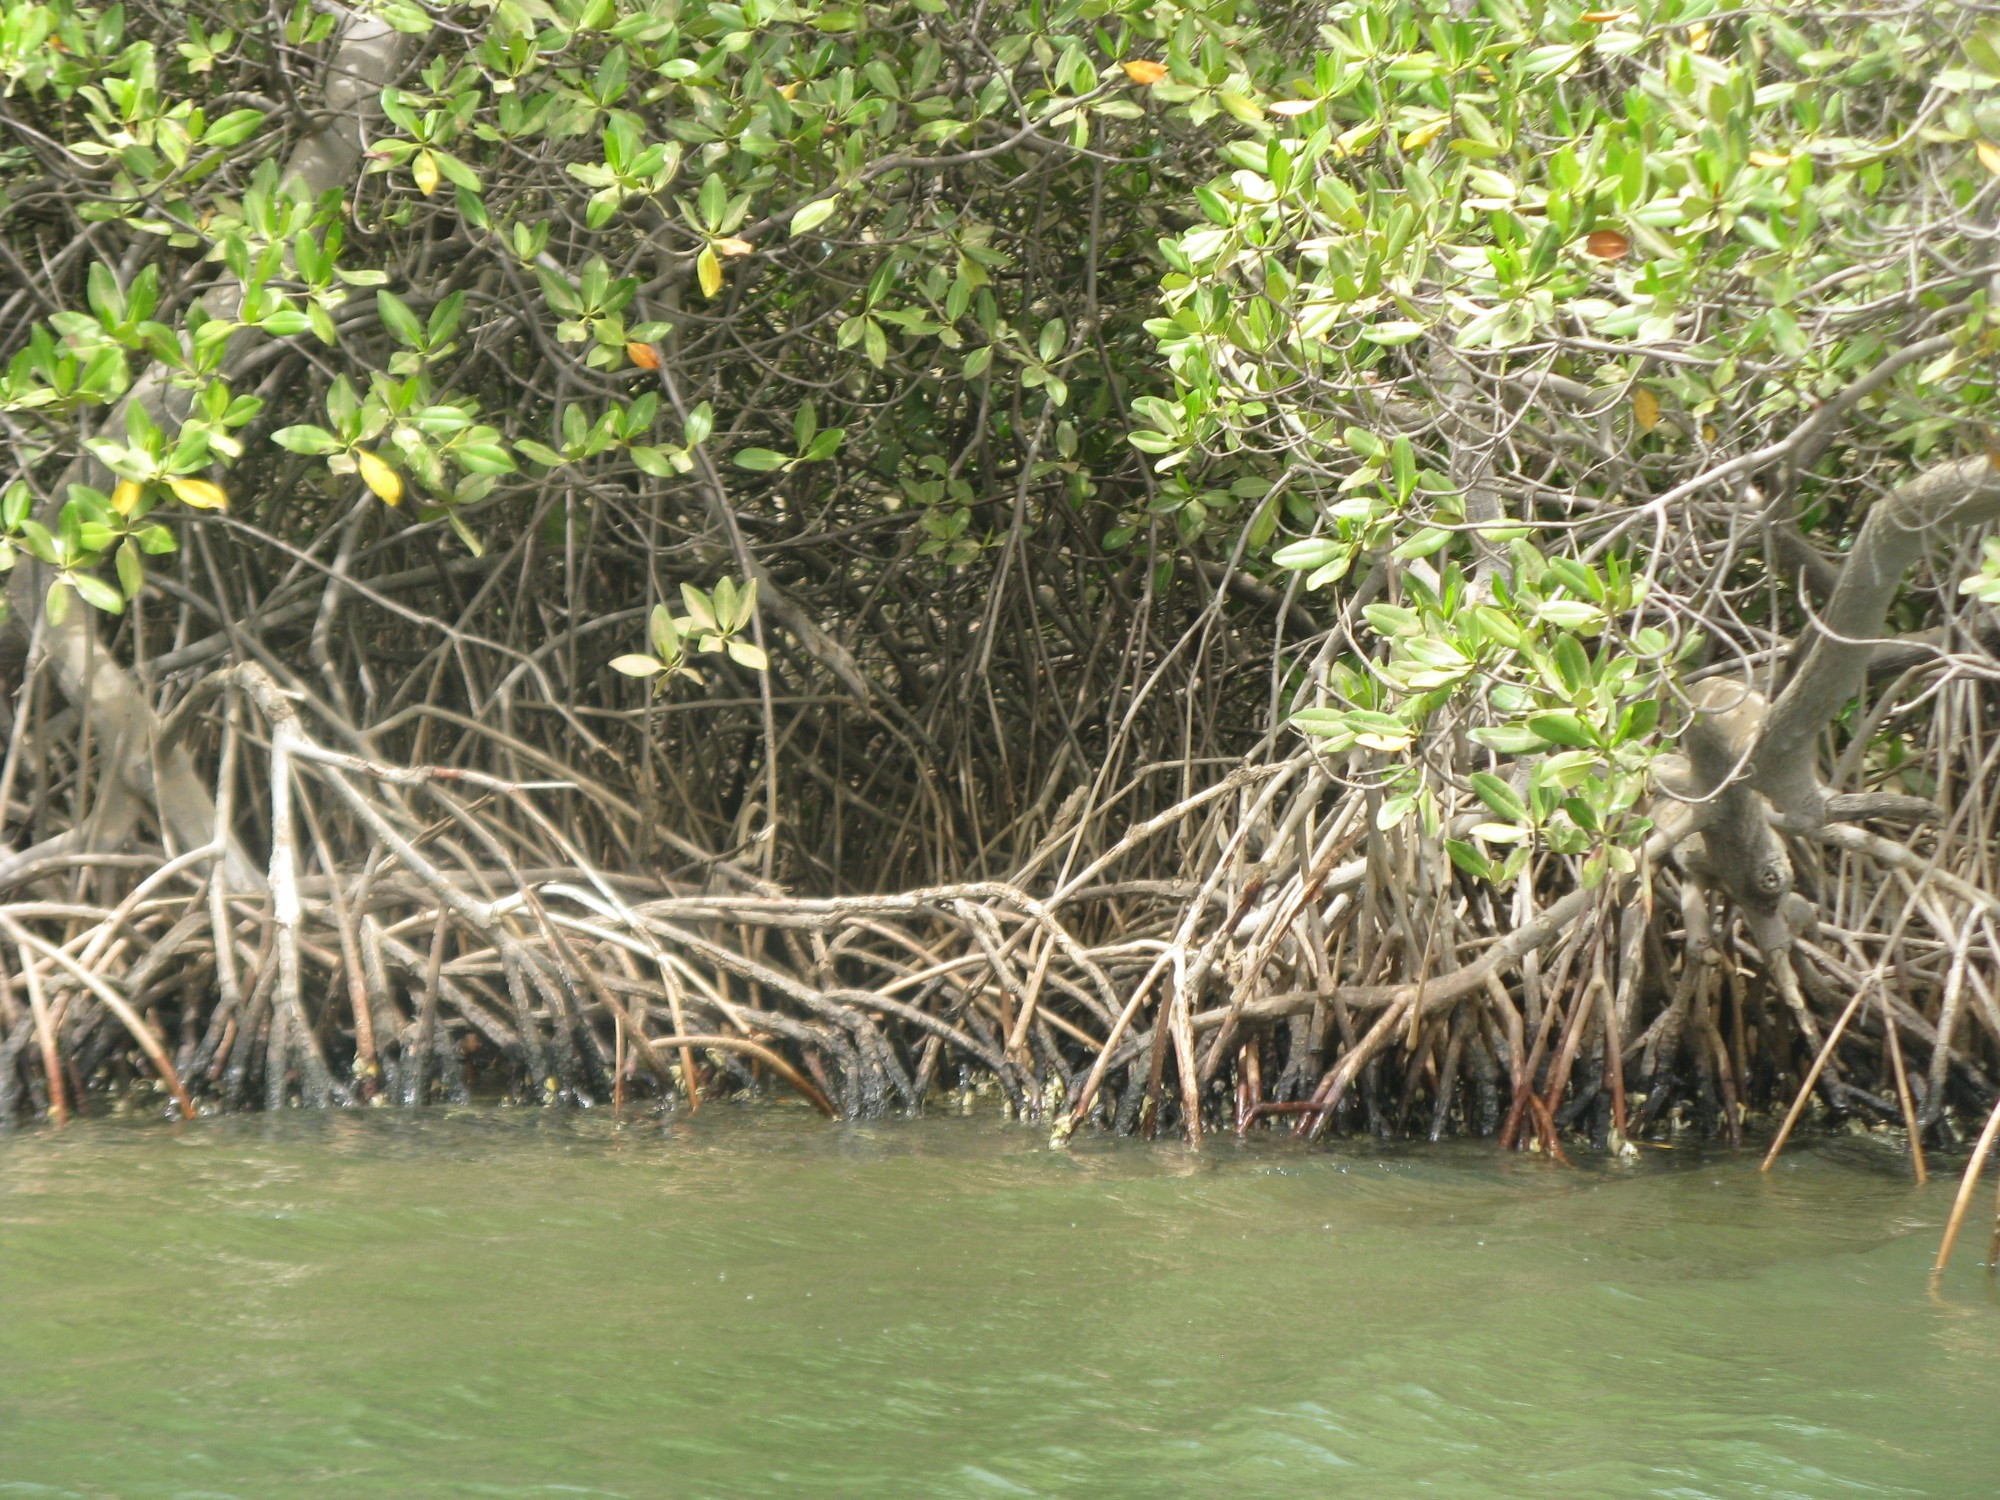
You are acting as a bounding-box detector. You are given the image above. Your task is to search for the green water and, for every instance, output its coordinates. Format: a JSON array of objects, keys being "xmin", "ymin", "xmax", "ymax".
[{"xmin": 2, "ymin": 1109, "xmax": 1997, "ymax": 1498}]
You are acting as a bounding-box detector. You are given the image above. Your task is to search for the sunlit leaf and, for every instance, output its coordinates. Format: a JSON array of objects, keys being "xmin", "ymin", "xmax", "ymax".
[
  {"xmin": 167, "ymin": 477, "xmax": 228, "ymax": 510},
  {"xmin": 790, "ymin": 198, "xmax": 838, "ymax": 236},
  {"xmin": 356, "ymin": 449, "xmax": 403, "ymax": 506},
  {"xmin": 1401, "ymin": 116, "xmax": 1449, "ymax": 150}
]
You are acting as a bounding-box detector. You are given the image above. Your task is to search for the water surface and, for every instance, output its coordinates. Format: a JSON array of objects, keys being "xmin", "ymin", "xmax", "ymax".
[{"xmin": 3, "ymin": 1107, "xmax": 1997, "ymax": 1497}]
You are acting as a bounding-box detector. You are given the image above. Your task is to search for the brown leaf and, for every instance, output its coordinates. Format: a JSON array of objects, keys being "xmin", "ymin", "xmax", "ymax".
[
  {"xmin": 1121, "ymin": 59, "xmax": 1168, "ymax": 85},
  {"xmin": 1585, "ymin": 229, "xmax": 1631, "ymax": 261},
  {"xmin": 626, "ymin": 341, "xmax": 661, "ymax": 371}
]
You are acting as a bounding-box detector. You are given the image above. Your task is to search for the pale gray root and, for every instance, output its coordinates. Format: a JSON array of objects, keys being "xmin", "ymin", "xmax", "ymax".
[
  {"xmin": 1645, "ymin": 454, "xmax": 2000, "ymax": 961},
  {"xmin": 1753, "ymin": 454, "xmax": 2000, "ymax": 827}
]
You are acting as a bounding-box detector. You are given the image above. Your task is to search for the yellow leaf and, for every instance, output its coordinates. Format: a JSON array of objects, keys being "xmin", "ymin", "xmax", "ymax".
[
  {"xmin": 697, "ymin": 245, "xmax": 723, "ymax": 298},
  {"xmin": 1121, "ymin": 59, "xmax": 1168, "ymax": 85},
  {"xmin": 355, "ymin": 448, "xmax": 402, "ymax": 506},
  {"xmin": 111, "ymin": 480, "xmax": 143, "ymax": 516},
  {"xmin": 1633, "ymin": 388, "xmax": 1661, "ymax": 433},
  {"xmin": 1268, "ymin": 98, "xmax": 1318, "ymax": 116},
  {"xmin": 713, "ymin": 236, "xmax": 754, "ymax": 257},
  {"xmin": 167, "ymin": 477, "xmax": 228, "ymax": 510},
  {"xmin": 1401, "ymin": 116, "xmax": 1450, "ymax": 150},
  {"xmin": 1978, "ymin": 142, "xmax": 2000, "ymax": 177},
  {"xmin": 412, "ymin": 150, "xmax": 439, "ymax": 197},
  {"xmin": 1747, "ymin": 150, "xmax": 1791, "ymax": 168},
  {"xmin": 1687, "ymin": 21, "xmax": 1712, "ymax": 52}
]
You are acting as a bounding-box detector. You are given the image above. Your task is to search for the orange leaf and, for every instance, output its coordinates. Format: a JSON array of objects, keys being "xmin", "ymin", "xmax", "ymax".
[
  {"xmin": 1584, "ymin": 229, "xmax": 1631, "ymax": 261},
  {"xmin": 713, "ymin": 236, "xmax": 754, "ymax": 257},
  {"xmin": 626, "ymin": 341, "xmax": 660, "ymax": 371},
  {"xmin": 1121, "ymin": 59, "xmax": 1168, "ymax": 85},
  {"xmin": 1633, "ymin": 388, "xmax": 1661, "ymax": 433},
  {"xmin": 1268, "ymin": 99, "xmax": 1319, "ymax": 116}
]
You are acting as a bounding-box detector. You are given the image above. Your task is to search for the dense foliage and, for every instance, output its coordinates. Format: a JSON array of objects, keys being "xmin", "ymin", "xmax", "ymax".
[{"xmin": 1, "ymin": 0, "xmax": 1998, "ymax": 1160}]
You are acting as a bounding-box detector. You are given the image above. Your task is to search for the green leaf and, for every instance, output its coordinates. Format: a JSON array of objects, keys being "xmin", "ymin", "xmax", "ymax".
[
  {"xmin": 271, "ymin": 425, "xmax": 343, "ymax": 455},
  {"xmin": 377, "ymin": 291, "xmax": 423, "ymax": 347},
  {"xmin": 115, "ymin": 538, "xmax": 144, "ymax": 598},
  {"xmin": 515, "ymin": 439, "xmax": 568, "ymax": 468},
  {"xmin": 1272, "ymin": 537, "xmax": 1343, "ymax": 570},
  {"xmin": 1616, "ymin": 698, "xmax": 1660, "ymax": 742},
  {"xmin": 684, "ymin": 402, "xmax": 714, "ymax": 448},
  {"xmin": 1343, "ymin": 428, "xmax": 1386, "ymax": 461},
  {"xmin": 1468, "ymin": 772, "xmax": 1528, "ymax": 824},
  {"xmin": 1361, "ymin": 321, "xmax": 1427, "ymax": 346},
  {"xmin": 71, "ymin": 572, "xmax": 126, "ymax": 614},
  {"xmin": 1362, "ymin": 603, "xmax": 1419, "ymax": 636},
  {"xmin": 202, "ymin": 109, "xmax": 265, "ymax": 148},
  {"xmin": 649, "ymin": 604, "xmax": 680, "ymax": 660},
  {"xmin": 453, "ymin": 443, "xmax": 517, "ymax": 474},
  {"xmin": 1527, "ymin": 712, "xmax": 1597, "ymax": 749},
  {"xmin": 790, "ymin": 198, "xmax": 838, "ymax": 236},
  {"xmin": 680, "ymin": 583, "xmax": 718, "ymax": 631},
  {"xmin": 1470, "ymin": 725, "xmax": 1548, "ymax": 755},
  {"xmin": 1444, "ymin": 839, "xmax": 1493, "ymax": 879},
  {"xmin": 733, "ymin": 447, "xmax": 789, "ymax": 472}
]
